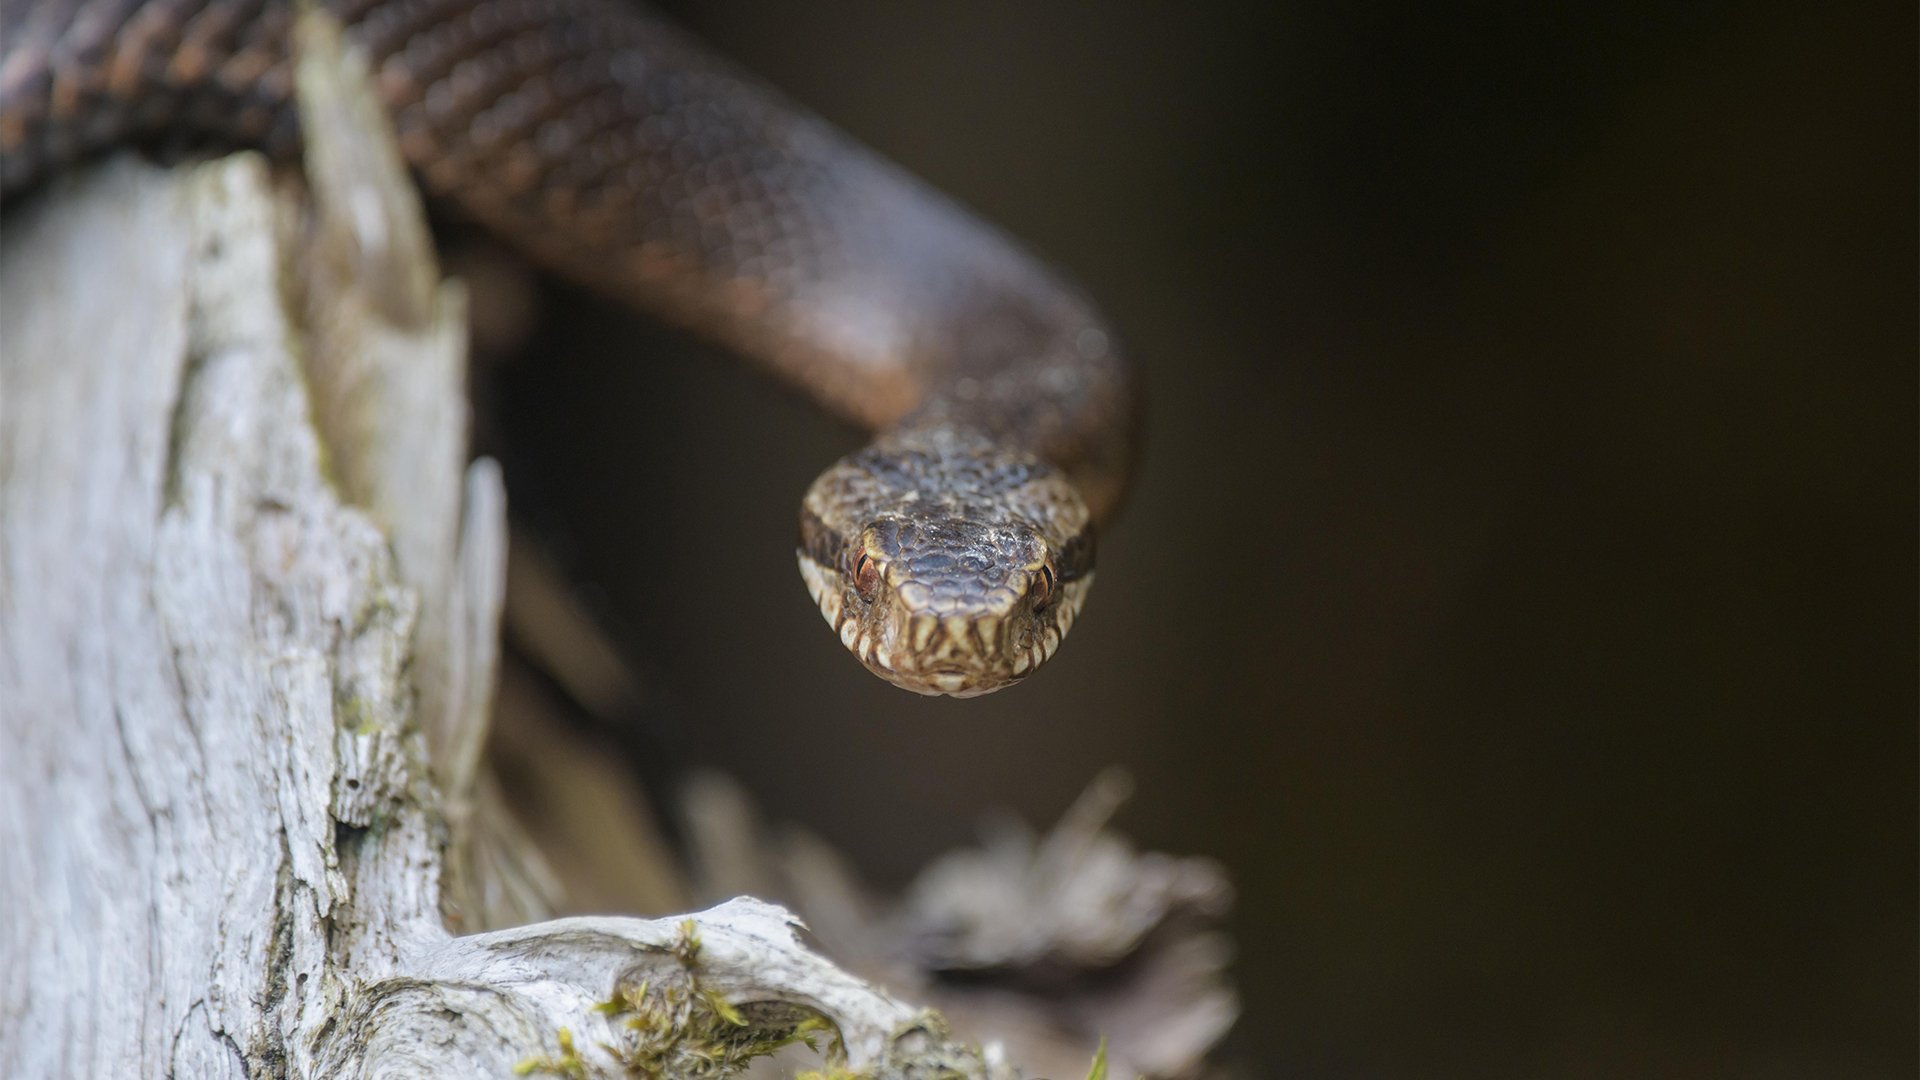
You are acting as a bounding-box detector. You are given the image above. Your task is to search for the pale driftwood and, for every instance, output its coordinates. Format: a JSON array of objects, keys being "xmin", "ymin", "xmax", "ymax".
[{"xmin": 0, "ymin": 14, "xmax": 1016, "ymax": 1078}]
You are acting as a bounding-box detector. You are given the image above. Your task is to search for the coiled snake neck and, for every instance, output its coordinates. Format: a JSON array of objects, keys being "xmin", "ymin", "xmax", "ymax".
[{"xmin": 0, "ymin": 0, "xmax": 1141, "ymax": 696}]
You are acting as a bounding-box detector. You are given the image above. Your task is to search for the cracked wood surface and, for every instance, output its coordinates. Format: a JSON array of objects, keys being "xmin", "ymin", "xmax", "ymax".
[{"xmin": 0, "ymin": 14, "xmax": 1014, "ymax": 1077}]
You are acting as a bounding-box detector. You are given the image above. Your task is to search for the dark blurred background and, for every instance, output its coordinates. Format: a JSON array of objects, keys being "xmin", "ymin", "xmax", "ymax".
[{"xmin": 493, "ymin": 2, "xmax": 1916, "ymax": 1076}]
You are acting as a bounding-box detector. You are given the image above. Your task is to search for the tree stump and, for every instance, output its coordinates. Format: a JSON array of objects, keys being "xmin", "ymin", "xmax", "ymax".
[{"xmin": 0, "ymin": 15, "xmax": 1012, "ymax": 1078}]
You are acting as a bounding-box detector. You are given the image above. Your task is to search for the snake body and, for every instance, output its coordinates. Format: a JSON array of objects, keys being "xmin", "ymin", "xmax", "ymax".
[{"xmin": 0, "ymin": 0, "xmax": 1139, "ymax": 696}]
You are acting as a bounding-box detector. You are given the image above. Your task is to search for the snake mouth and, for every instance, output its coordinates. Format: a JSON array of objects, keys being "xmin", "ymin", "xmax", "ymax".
[
  {"xmin": 796, "ymin": 549, "xmax": 1092, "ymax": 696},
  {"xmin": 880, "ymin": 663, "xmax": 1022, "ymax": 699},
  {"xmin": 918, "ymin": 666, "xmax": 998, "ymax": 698}
]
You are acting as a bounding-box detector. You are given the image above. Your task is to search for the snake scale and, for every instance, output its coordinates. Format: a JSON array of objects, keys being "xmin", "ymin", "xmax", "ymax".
[{"xmin": 0, "ymin": 0, "xmax": 1140, "ymax": 696}]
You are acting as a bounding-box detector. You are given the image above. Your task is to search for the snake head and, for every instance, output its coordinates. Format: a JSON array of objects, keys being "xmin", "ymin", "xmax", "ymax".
[{"xmin": 797, "ymin": 430, "xmax": 1095, "ymax": 696}]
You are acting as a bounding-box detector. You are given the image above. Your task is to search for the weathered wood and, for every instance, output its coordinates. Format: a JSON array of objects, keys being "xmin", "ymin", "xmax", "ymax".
[
  {"xmin": 0, "ymin": 14, "xmax": 1013, "ymax": 1078},
  {"xmin": 0, "ymin": 148, "xmax": 447, "ymax": 1078}
]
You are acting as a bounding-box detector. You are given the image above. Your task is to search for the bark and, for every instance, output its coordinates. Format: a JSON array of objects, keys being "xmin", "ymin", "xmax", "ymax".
[{"xmin": 0, "ymin": 14, "xmax": 1013, "ymax": 1078}]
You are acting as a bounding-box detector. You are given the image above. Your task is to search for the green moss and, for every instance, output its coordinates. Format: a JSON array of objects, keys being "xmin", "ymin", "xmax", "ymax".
[
  {"xmin": 515, "ymin": 1027, "xmax": 588, "ymax": 1079},
  {"xmin": 794, "ymin": 1067, "xmax": 870, "ymax": 1080},
  {"xmin": 1085, "ymin": 1038, "xmax": 1109, "ymax": 1080},
  {"xmin": 523, "ymin": 919, "xmax": 845, "ymax": 1079},
  {"xmin": 335, "ymin": 693, "xmax": 382, "ymax": 736}
]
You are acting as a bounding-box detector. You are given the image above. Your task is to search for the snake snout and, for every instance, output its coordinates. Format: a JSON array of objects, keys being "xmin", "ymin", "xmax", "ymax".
[{"xmin": 865, "ymin": 547, "xmax": 1084, "ymax": 696}]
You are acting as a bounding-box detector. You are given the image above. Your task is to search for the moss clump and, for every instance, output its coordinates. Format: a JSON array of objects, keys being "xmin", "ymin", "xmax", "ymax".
[
  {"xmin": 520, "ymin": 918, "xmax": 840, "ymax": 1079},
  {"xmin": 514, "ymin": 1027, "xmax": 588, "ymax": 1079},
  {"xmin": 602, "ymin": 920, "xmax": 837, "ymax": 1077}
]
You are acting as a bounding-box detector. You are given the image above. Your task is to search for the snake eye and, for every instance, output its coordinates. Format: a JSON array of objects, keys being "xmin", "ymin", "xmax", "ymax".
[
  {"xmin": 852, "ymin": 552, "xmax": 881, "ymax": 600},
  {"xmin": 1034, "ymin": 563, "xmax": 1057, "ymax": 608}
]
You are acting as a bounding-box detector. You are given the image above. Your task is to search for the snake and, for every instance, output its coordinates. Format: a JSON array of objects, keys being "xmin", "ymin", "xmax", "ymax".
[{"xmin": 0, "ymin": 0, "xmax": 1140, "ymax": 697}]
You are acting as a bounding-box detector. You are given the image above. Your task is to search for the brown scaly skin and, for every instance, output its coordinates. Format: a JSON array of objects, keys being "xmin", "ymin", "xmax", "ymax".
[{"xmin": 0, "ymin": 0, "xmax": 1140, "ymax": 695}]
